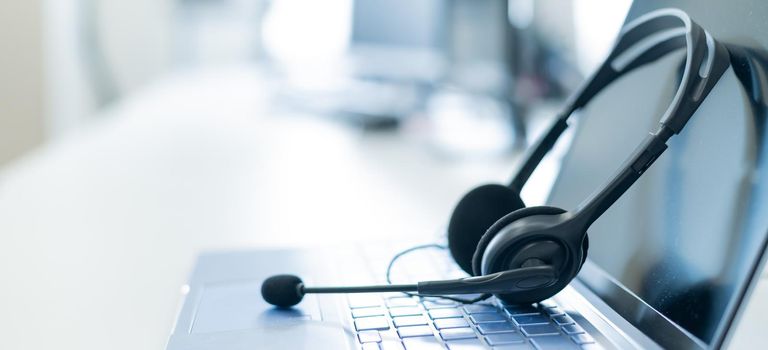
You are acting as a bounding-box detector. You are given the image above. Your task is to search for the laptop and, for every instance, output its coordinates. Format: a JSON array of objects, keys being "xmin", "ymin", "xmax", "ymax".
[{"xmin": 166, "ymin": 33, "xmax": 768, "ymax": 350}]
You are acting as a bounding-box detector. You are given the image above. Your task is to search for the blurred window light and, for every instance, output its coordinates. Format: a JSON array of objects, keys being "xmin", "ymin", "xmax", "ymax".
[
  {"xmin": 572, "ymin": 0, "xmax": 632, "ymax": 74},
  {"xmin": 261, "ymin": 0, "xmax": 352, "ymax": 64}
]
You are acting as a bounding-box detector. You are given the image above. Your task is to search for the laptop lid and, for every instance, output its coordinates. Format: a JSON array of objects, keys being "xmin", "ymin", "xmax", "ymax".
[{"xmin": 544, "ymin": 28, "xmax": 768, "ymax": 349}]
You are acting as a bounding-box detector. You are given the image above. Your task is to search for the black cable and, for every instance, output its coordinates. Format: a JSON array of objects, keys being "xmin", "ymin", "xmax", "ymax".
[{"xmin": 385, "ymin": 243, "xmax": 491, "ymax": 304}]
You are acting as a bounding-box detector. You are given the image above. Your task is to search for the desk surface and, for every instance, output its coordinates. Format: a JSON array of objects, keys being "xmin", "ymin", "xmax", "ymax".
[{"xmin": 0, "ymin": 67, "xmax": 764, "ymax": 349}]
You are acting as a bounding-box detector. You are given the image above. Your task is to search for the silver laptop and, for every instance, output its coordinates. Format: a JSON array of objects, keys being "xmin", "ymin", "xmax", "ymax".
[{"xmin": 166, "ymin": 39, "xmax": 768, "ymax": 350}]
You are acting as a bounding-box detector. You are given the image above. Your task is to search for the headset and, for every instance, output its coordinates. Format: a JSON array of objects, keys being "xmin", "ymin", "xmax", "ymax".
[{"xmin": 261, "ymin": 8, "xmax": 732, "ymax": 308}]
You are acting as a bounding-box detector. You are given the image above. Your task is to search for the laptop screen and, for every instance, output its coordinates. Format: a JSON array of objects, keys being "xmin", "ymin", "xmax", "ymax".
[{"xmin": 545, "ymin": 49, "xmax": 768, "ymax": 347}]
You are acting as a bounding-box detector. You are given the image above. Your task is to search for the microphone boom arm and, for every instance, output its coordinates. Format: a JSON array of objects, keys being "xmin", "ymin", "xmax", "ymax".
[
  {"xmin": 300, "ymin": 266, "xmax": 557, "ymax": 296},
  {"xmin": 418, "ymin": 266, "xmax": 557, "ymax": 295},
  {"xmin": 303, "ymin": 284, "xmax": 417, "ymax": 294}
]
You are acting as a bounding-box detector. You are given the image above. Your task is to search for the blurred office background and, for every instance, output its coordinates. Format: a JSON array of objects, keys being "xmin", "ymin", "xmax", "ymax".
[
  {"xmin": 6, "ymin": 1, "xmax": 768, "ymax": 350},
  {"xmin": 0, "ymin": 1, "xmax": 644, "ymax": 349},
  {"xmin": 1, "ymin": 0, "xmax": 632, "ymax": 167}
]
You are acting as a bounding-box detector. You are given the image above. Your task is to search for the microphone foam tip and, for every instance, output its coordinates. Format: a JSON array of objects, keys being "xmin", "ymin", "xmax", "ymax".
[{"xmin": 261, "ymin": 274, "xmax": 304, "ymax": 308}]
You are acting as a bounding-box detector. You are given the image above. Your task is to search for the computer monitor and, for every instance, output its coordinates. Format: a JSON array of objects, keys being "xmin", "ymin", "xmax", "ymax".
[
  {"xmin": 346, "ymin": 0, "xmax": 447, "ymax": 83},
  {"xmin": 351, "ymin": 0, "xmax": 446, "ymax": 51}
]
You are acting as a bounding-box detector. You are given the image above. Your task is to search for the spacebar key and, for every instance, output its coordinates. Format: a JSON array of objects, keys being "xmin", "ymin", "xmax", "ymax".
[{"xmin": 403, "ymin": 337, "xmax": 444, "ymax": 350}]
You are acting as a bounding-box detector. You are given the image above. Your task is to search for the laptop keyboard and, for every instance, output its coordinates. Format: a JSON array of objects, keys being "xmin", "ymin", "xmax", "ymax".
[
  {"xmin": 345, "ymin": 245, "xmax": 601, "ymax": 350},
  {"xmin": 350, "ymin": 294, "xmax": 597, "ymax": 350}
]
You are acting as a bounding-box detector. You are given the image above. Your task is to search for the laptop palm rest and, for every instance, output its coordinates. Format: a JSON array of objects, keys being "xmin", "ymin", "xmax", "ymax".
[
  {"xmin": 192, "ymin": 280, "xmax": 322, "ymax": 334},
  {"xmin": 167, "ymin": 250, "xmax": 356, "ymax": 350}
]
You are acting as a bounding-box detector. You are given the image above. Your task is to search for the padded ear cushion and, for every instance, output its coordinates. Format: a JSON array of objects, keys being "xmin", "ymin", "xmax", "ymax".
[
  {"xmin": 472, "ymin": 206, "xmax": 567, "ymax": 276},
  {"xmin": 447, "ymin": 184, "xmax": 525, "ymax": 274},
  {"xmin": 580, "ymin": 234, "xmax": 589, "ymax": 267}
]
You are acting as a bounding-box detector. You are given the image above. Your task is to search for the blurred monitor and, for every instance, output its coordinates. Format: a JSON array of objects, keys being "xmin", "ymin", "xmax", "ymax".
[
  {"xmin": 348, "ymin": 0, "xmax": 448, "ymax": 83},
  {"xmin": 351, "ymin": 0, "xmax": 446, "ymax": 51}
]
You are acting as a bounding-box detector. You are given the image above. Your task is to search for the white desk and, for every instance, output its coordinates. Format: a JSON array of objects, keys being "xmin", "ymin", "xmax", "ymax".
[{"xmin": 0, "ymin": 67, "xmax": 764, "ymax": 349}]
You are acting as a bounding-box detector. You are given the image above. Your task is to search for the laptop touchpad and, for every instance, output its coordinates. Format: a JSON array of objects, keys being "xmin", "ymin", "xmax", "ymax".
[{"xmin": 191, "ymin": 280, "xmax": 322, "ymax": 334}]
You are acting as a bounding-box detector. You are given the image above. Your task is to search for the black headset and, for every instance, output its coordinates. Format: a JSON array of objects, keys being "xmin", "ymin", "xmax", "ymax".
[
  {"xmin": 446, "ymin": 8, "xmax": 730, "ymax": 304},
  {"xmin": 261, "ymin": 8, "xmax": 732, "ymax": 308}
]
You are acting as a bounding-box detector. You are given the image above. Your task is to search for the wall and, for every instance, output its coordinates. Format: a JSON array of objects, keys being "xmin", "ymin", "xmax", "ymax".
[
  {"xmin": 0, "ymin": 0, "xmax": 45, "ymax": 166},
  {"xmin": 44, "ymin": 0, "xmax": 174, "ymax": 138},
  {"xmin": 0, "ymin": 0, "xmax": 175, "ymax": 167}
]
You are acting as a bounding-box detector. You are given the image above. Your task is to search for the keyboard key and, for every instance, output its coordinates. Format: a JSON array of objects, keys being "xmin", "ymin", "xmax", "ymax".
[
  {"xmin": 362, "ymin": 343, "xmax": 381, "ymax": 350},
  {"xmin": 389, "ymin": 307, "xmax": 423, "ymax": 317},
  {"xmin": 393, "ymin": 316, "xmax": 428, "ymax": 327},
  {"xmin": 379, "ymin": 340, "xmax": 405, "ymax": 350},
  {"xmin": 434, "ymin": 318, "xmax": 470, "ymax": 329},
  {"xmin": 350, "ymin": 295, "xmax": 383, "ymax": 308},
  {"xmin": 429, "ymin": 308, "xmax": 463, "ymax": 319},
  {"xmin": 511, "ymin": 314, "xmax": 550, "ymax": 325},
  {"xmin": 504, "ymin": 305, "xmax": 540, "ymax": 316},
  {"xmin": 353, "ymin": 307, "xmax": 386, "ymax": 318},
  {"xmin": 560, "ymin": 324, "xmax": 585, "ymax": 335},
  {"xmin": 570, "ymin": 333, "xmax": 595, "ymax": 345},
  {"xmin": 530, "ymin": 336, "xmax": 580, "ymax": 350},
  {"xmin": 476, "ymin": 322, "xmax": 516, "ymax": 334},
  {"xmin": 377, "ymin": 328, "xmax": 399, "ymax": 339},
  {"xmin": 542, "ymin": 307, "xmax": 565, "ymax": 317},
  {"xmin": 355, "ymin": 317, "xmax": 390, "ymax": 331},
  {"xmin": 446, "ymin": 293, "xmax": 486, "ymax": 300},
  {"xmin": 537, "ymin": 300, "xmax": 557, "ymax": 309},
  {"xmin": 423, "ymin": 300, "xmax": 459, "ymax": 309},
  {"xmin": 520, "ymin": 324, "xmax": 560, "ymax": 337},
  {"xmin": 387, "ymin": 297, "xmax": 418, "ymax": 307},
  {"xmin": 470, "ymin": 313, "xmax": 508, "ymax": 323},
  {"xmin": 440, "ymin": 327, "xmax": 478, "ymax": 340},
  {"xmin": 358, "ymin": 331, "xmax": 382, "ymax": 343},
  {"xmin": 552, "ymin": 315, "xmax": 575, "ymax": 326},
  {"xmin": 446, "ymin": 338, "xmax": 486, "ymax": 350},
  {"xmin": 397, "ymin": 325, "xmax": 434, "ymax": 338},
  {"xmin": 485, "ymin": 332, "xmax": 525, "ymax": 345},
  {"xmin": 402, "ymin": 337, "xmax": 443, "ymax": 350},
  {"xmin": 492, "ymin": 343, "xmax": 534, "ymax": 350},
  {"xmin": 463, "ymin": 304, "xmax": 497, "ymax": 314}
]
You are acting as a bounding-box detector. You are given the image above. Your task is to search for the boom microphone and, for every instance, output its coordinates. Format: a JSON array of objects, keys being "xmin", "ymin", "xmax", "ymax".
[{"xmin": 261, "ymin": 266, "xmax": 557, "ymax": 307}]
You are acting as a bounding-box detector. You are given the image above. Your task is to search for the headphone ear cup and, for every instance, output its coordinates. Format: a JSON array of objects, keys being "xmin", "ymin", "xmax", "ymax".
[
  {"xmin": 447, "ymin": 184, "xmax": 525, "ymax": 275},
  {"xmin": 579, "ymin": 234, "xmax": 589, "ymax": 269},
  {"xmin": 471, "ymin": 206, "xmax": 567, "ymax": 276}
]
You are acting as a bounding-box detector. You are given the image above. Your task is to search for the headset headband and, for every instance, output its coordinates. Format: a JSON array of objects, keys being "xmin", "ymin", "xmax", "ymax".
[
  {"xmin": 510, "ymin": 9, "xmax": 730, "ymax": 237},
  {"xmin": 508, "ymin": 9, "xmax": 730, "ymax": 233}
]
